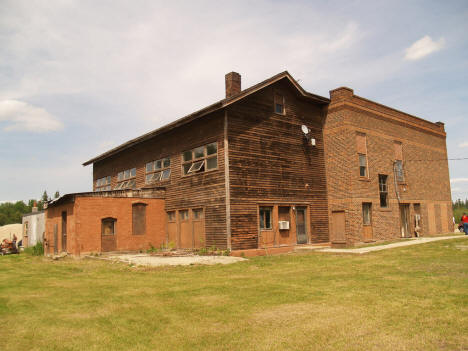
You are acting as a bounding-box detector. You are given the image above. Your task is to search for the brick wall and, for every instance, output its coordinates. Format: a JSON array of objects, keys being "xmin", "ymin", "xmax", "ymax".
[{"xmin": 324, "ymin": 88, "xmax": 453, "ymax": 245}]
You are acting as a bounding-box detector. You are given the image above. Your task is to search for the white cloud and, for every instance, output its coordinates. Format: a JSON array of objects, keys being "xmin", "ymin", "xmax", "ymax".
[
  {"xmin": 458, "ymin": 142, "xmax": 468, "ymax": 148},
  {"xmin": 0, "ymin": 100, "xmax": 63, "ymax": 132},
  {"xmin": 404, "ymin": 35, "xmax": 445, "ymax": 61},
  {"xmin": 451, "ymin": 178, "xmax": 468, "ymax": 183}
]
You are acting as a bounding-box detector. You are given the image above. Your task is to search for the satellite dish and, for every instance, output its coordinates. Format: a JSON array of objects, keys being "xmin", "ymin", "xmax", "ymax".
[{"xmin": 301, "ymin": 125, "xmax": 309, "ymax": 135}]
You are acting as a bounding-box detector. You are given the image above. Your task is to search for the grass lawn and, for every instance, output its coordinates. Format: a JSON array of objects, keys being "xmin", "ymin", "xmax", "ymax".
[{"xmin": 1, "ymin": 239, "xmax": 467, "ymax": 351}]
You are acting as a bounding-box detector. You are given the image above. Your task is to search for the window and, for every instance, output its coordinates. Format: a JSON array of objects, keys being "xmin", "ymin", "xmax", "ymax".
[
  {"xmin": 182, "ymin": 142, "xmax": 218, "ymax": 175},
  {"xmin": 362, "ymin": 203, "xmax": 372, "ymax": 225},
  {"xmin": 146, "ymin": 157, "xmax": 171, "ymax": 184},
  {"xmin": 101, "ymin": 218, "xmax": 116, "ymax": 235},
  {"xmin": 167, "ymin": 211, "xmax": 176, "ymax": 222},
  {"xmin": 259, "ymin": 207, "xmax": 272, "ymax": 230},
  {"xmin": 95, "ymin": 176, "xmax": 111, "ymax": 191},
  {"xmin": 114, "ymin": 168, "xmax": 136, "ymax": 190},
  {"xmin": 395, "ymin": 160, "xmax": 404, "ymax": 182},
  {"xmin": 356, "ymin": 133, "xmax": 368, "ymax": 177},
  {"xmin": 132, "ymin": 203, "xmax": 146, "ymax": 235},
  {"xmin": 274, "ymin": 93, "xmax": 284, "ymax": 114},
  {"xmin": 359, "ymin": 154, "xmax": 367, "ymax": 177},
  {"xmin": 379, "ymin": 174, "xmax": 388, "ymax": 208},
  {"xmin": 179, "ymin": 210, "xmax": 189, "ymax": 221},
  {"xmin": 193, "ymin": 208, "xmax": 204, "ymax": 220}
]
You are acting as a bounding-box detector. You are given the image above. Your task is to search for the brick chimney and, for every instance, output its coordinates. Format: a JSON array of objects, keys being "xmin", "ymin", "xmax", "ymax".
[
  {"xmin": 225, "ymin": 72, "xmax": 241, "ymax": 98},
  {"xmin": 32, "ymin": 201, "xmax": 38, "ymax": 213}
]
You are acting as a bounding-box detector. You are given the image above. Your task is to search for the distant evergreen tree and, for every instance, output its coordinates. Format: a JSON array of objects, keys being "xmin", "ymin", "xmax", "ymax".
[
  {"xmin": 41, "ymin": 191, "xmax": 49, "ymax": 203},
  {"xmin": 54, "ymin": 191, "xmax": 60, "ymax": 199}
]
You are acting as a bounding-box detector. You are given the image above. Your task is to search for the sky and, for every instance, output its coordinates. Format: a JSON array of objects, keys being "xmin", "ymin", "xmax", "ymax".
[{"xmin": 0, "ymin": 0, "xmax": 467, "ymax": 202}]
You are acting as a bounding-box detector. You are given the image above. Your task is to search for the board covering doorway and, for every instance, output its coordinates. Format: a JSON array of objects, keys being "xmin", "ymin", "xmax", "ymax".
[
  {"xmin": 331, "ymin": 211, "xmax": 346, "ymax": 243},
  {"xmin": 296, "ymin": 207, "xmax": 307, "ymax": 244},
  {"xmin": 400, "ymin": 204, "xmax": 410, "ymax": 238}
]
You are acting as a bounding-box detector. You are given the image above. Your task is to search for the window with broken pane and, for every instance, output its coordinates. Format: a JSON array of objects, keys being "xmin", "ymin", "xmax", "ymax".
[
  {"xmin": 145, "ymin": 157, "xmax": 171, "ymax": 184},
  {"xmin": 379, "ymin": 174, "xmax": 388, "ymax": 208},
  {"xmin": 101, "ymin": 218, "xmax": 116, "ymax": 235},
  {"xmin": 114, "ymin": 167, "xmax": 137, "ymax": 190},
  {"xmin": 182, "ymin": 142, "xmax": 218, "ymax": 175},
  {"xmin": 259, "ymin": 207, "xmax": 272, "ymax": 230}
]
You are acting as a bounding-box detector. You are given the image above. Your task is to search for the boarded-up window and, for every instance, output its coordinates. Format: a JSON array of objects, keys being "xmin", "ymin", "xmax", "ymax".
[
  {"xmin": 132, "ymin": 203, "xmax": 146, "ymax": 235},
  {"xmin": 102, "ymin": 218, "xmax": 116, "ymax": 235},
  {"xmin": 394, "ymin": 142, "xmax": 404, "ymax": 182},
  {"xmin": 356, "ymin": 133, "xmax": 367, "ymax": 154}
]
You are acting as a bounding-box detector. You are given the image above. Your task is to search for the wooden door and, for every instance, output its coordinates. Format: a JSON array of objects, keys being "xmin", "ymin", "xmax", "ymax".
[
  {"xmin": 427, "ymin": 203, "xmax": 436, "ymax": 235},
  {"xmin": 192, "ymin": 209, "xmax": 205, "ymax": 248},
  {"xmin": 101, "ymin": 218, "xmax": 116, "ymax": 252},
  {"xmin": 167, "ymin": 211, "xmax": 177, "ymax": 247},
  {"xmin": 400, "ymin": 204, "xmax": 410, "ymax": 238},
  {"xmin": 61, "ymin": 211, "xmax": 67, "ymax": 252},
  {"xmin": 278, "ymin": 206, "xmax": 292, "ymax": 245},
  {"xmin": 440, "ymin": 203, "xmax": 448, "ymax": 233},
  {"xmin": 179, "ymin": 210, "xmax": 191, "ymax": 248},
  {"xmin": 331, "ymin": 211, "xmax": 346, "ymax": 242},
  {"xmin": 296, "ymin": 207, "xmax": 307, "ymax": 244},
  {"xmin": 53, "ymin": 223, "xmax": 58, "ymax": 255},
  {"xmin": 362, "ymin": 203, "xmax": 373, "ymax": 242}
]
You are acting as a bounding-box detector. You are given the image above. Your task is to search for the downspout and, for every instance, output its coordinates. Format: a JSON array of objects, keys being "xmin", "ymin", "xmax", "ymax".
[{"xmin": 392, "ymin": 161, "xmax": 401, "ymax": 203}]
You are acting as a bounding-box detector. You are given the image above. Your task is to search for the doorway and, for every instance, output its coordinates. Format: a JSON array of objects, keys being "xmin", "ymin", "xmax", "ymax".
[
  {"xmin": 362, "ymin": 203, "xmax": 373, "ymax": 242},
  {"xmin": 400, "ymin": 204, "xmax": 410, "ymax": 238},
  {"xmin": 61, "ymin": 211, "xmax": 67, "ymax": 252},
  {"xmin": 296, "ymin": 207, "xmax": 307, "ymax": 244},
  {"xmin": 331, "ymin": 211, "xmax": 346, "ymax": 242}
]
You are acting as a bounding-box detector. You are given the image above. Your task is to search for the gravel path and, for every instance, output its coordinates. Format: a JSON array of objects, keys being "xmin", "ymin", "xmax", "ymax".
[
  {"xmin": 319, "ymin": 235, "xmax": 467, "ymax": 254},
  {"xmin": 102, "ymin": 253, "xmax": 247, "ymax": 267}
]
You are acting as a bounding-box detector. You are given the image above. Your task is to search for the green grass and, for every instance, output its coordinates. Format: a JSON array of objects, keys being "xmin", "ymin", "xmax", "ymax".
[{"xmin": 1, "ymin": 239, "xmax": 467, "ymax": 351}]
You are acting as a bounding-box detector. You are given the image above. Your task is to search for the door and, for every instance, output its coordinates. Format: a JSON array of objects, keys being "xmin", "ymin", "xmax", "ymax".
[
  {"xmin": 331, "ymin": 211, "xmax": 346, "ymax": 242},
  {"xmin": 192, "ymin": 208, "xmax": 205, "ymax": 248},
  {"xmin": 296, "ymin": 207, "xmax": 307, "ymax": 244},
  {"xmin": 179, "ymin": 210, "xmax": 191, "ymax": 248},
  {"xmin": 61, "ymin": 211, "xmax": 67, "ymax": 252},
  {"xmin": 362, "ymin": 203, "xmax": 373, "ymax": 242},
  {"xmin": 400, "ymin": 204, "xmax": 410, "ymax": 238},
  {"xmin": 167, "ymin": 211, "xmax": 177, "ymax": 247},
  {"xmin": 101, "ymin": 218, "xmax": 116, "ymax": 252},
  {"xmin": 53, "ymin": 223, "xmax": 58, "ymax": 255}
]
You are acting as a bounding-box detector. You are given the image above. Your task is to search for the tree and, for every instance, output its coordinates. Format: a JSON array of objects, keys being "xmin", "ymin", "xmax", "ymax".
[
  {"xmin": 54, "ymin": 191, "xmax": 60, "ymax": 199},
  {"xmin": 41, "ymin": 191, "xmax": 49, "ymax": 203}
]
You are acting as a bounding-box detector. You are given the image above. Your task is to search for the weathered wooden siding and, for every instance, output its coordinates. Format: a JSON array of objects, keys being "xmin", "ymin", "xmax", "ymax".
[
  {"xmin": 227, "ymin": 80, "xmax": 329, "ymax": 250},
  {"xmin": 93, "ymin": 111, "xmax": 227, "ymax": 248}
]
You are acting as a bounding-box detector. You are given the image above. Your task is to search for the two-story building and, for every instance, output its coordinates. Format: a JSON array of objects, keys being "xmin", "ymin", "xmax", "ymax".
[{"xmin": 44, "ymin": 71, "xmax": 453, "ymax": 255}]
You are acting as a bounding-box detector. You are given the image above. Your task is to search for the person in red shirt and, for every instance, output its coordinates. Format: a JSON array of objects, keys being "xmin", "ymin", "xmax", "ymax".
[{"xmin": 461, "ymin": 213, "xmax": 468, "ymax": 235}]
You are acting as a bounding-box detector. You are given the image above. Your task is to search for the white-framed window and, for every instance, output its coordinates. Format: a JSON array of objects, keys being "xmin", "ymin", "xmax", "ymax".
[
  {"xmin": 182, "ymin": 142, "xmax": 218, "ymax": 175},
  {"xmin": 95, "ymin": 176, "xmax": 111, "ymax": 191},
  {"xmin": 145, "ymin": 157, "xmax": 170, "ymax": 184},
  {"xmin": 114, "ymin": 168, "xmax": 136, "ymax": 190}
]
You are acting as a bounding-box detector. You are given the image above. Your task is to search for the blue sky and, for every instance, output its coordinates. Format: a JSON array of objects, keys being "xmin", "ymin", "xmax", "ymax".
[{"xmin": 1, "ymin": 0, "xmax": 467, "ymax": 202}]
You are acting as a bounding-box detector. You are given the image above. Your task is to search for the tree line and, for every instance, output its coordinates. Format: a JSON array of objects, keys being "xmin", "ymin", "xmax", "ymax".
[{"xmin": 0, "ymin": 191, "xmax": 59, "ymax": 226}]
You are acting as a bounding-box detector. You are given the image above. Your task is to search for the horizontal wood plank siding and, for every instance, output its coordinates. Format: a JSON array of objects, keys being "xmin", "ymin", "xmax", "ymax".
[{"xmin": 227, "ymin": 80, "xmax": 329, "ymax": 250}]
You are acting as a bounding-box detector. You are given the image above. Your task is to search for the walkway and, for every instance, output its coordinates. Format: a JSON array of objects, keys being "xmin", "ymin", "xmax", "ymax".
[{"xmin": 319, "ymin": 235, "xmax": 467, "ymax": 254}]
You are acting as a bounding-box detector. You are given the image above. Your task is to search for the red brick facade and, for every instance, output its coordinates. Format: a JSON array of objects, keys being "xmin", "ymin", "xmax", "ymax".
[
  {"xmin": 324, "ymin": 87, "xmax": 453, "ymax": 246},
  {"xmin": 45, "ymin": 192, "xmax": 165, "ymax": 255}
]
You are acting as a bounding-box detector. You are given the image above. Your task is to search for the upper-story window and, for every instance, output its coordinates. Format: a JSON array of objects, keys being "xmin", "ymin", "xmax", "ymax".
[
  {"xmin": 274, "ymin": 93, "xmax": 284, "ymax": 114},
  {"xmin": 356, "ymin": 133, "xmax": 368, "ymax": 178},
  {"xmin": 114, "ymin": 168, "xmax": 136, "ymax": 190},
  {"xmin": 182, "ymin": 142, "xmax": 218, "ymax": 175},
  {"xmin": 394, "ymin": 141, "xmax": 404, "ymax": 182},
  {"xmin": 146, "ymin": 157, "xmax": 170, "ymax": 184},
  {"xmin": 95, "ymin": 176, "xmax": 111, "ymax": 191},
  {"xmin": 378, "ymin": 174, "xmax": 388, "ymax": 208}
]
